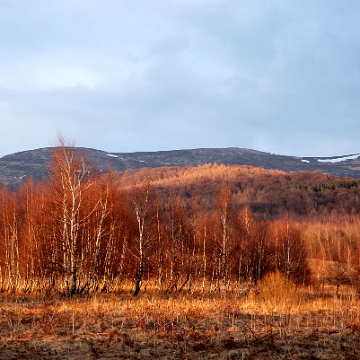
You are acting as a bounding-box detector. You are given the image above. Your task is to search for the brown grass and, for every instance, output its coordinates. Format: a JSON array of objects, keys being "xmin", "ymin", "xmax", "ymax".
[{"xmin": 0, "ymin": 284, "xmax": 360, "ymax": 359}]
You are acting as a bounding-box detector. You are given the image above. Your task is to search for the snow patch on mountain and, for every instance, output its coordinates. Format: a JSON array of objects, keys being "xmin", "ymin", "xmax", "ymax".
[{"xmin": 317, "ymin": 154, "xmax": 360, "ymax": 163}]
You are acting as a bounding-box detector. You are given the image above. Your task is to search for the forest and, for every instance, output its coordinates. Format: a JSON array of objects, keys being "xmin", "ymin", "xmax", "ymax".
[{"xmin": 0, "ymin": 144, "xmax": 360, "ymax": 297}]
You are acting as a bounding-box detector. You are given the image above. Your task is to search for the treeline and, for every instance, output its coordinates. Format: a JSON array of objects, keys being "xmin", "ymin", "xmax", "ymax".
[
  {"xmin": 0, "ymin": 145, "xmax": 312, "ymax": 296},
  {"xmin": 1, "ymin": 145, "xmax": 360, "ymax": 296},
  {"xmin": 304, "ymin": 215, "xmax": 360, "ymax": 296}
]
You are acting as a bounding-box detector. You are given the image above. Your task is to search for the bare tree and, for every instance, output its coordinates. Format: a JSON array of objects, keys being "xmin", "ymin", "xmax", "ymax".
[
  {"xmin": 0, "ymin": 187, "xmax": 20, "ymax": 292},
  {"xmin": 131, "ymin": 182, "xmax": 152, "ymax": 296},
  {"xmin": 272, "ymin": 220, "xmax": 310, "ymax": 285},
  {"xmin": 48, "ymin": 139, "xmax": 98, "ymax": 295},
  {"xmin": 217, "ymin": 186, "xmax": 232, "ymax": 291}
]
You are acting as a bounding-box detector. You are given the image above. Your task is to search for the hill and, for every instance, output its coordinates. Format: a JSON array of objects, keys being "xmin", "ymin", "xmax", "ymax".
[
  {"xmin": 119, "ymin": 164, "xmax": 360, "ymax": 217},
  {"xmin": 1, "ymin": 146, "xmax": 360, "ymax": 188}
]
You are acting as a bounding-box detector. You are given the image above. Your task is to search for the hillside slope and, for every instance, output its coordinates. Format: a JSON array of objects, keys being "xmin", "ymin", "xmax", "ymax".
[{"xmin": 1, "ymin": 146, "xmax": 360, "ymax": 188}]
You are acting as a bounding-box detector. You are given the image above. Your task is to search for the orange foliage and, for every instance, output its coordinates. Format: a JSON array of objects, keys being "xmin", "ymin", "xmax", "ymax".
[{"xmin": 0, "ymin": 154, "xmax": 360, "ymax": 294}]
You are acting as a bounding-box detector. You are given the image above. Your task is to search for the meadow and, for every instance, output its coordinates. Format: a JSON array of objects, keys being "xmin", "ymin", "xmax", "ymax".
[{"xmin": 1, "ymin": 274, "xmax": 359, "ymax": 359}]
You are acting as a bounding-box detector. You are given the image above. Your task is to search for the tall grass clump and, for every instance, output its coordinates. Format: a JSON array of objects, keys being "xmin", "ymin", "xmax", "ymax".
[{"xmin": 257, "ymin": 270, "xmax": 301, "ymax": 315}]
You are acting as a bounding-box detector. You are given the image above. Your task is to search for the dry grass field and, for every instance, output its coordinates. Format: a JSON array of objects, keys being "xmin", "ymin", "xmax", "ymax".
[{"xmin": 1, "ymin": 274, "xmax": 360, "ymax": 360}]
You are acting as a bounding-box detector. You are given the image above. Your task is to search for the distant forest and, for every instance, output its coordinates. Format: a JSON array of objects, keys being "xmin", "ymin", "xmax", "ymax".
[
  {"xmin": 121, "ymin": 163, "xmax": 360, "ymax": 218},
  {"xmin": 1, "ymin": 144, "xmax": 360, "ymax": 296}
]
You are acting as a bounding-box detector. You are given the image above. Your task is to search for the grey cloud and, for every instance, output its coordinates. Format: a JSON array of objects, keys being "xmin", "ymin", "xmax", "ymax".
[{"xmin": 0, "ymin": 0, "xmax": 360, "ymax": 157}]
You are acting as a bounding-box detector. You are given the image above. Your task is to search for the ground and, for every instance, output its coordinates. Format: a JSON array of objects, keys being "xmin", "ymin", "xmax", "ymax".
[{"xmin": 1, "ymin": 285, "xmax": 360, "ymax": 359}]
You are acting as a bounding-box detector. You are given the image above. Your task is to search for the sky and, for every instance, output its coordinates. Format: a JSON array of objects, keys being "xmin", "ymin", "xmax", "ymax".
[{"xmin": 1, "ymin": 0, "xmax": 360, "ymax": 157}]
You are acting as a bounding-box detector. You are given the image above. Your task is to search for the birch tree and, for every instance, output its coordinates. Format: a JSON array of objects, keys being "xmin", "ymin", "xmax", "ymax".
[
  {"xmin": 131, "ymin": 182, "xmax": 152, "ymax": 296},
  {"xmin": 217, "ymin": 186, "xmax": 232, "ymax": 291},
  {"xmin": 48, "ymin": 139, "xmax": 97, "ymax": 295}
]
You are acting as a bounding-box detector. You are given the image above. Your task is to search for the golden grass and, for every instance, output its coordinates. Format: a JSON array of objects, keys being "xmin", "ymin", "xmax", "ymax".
[{"xmin": 0, "ymin": 285, "xmax": 360, "ymax": 359}]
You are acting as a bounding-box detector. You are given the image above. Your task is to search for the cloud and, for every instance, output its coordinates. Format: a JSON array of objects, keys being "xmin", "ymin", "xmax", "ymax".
[{"xmin": 0, "ymin": 0, "xmax": 360, "ymax": 157}]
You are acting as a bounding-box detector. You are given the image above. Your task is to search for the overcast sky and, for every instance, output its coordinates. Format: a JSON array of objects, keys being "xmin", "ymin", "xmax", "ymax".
[{"xmin": 1, "ymin": 0, "xmax": 360, "ymax": 157}]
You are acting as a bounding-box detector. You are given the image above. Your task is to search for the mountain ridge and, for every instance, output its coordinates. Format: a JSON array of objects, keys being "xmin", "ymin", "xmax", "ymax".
[{"xmin": 1, "ymin": 146, "xmax": 360, "ymax": 189}]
